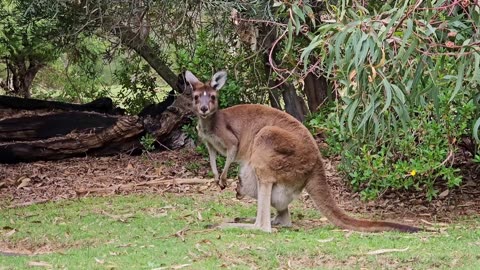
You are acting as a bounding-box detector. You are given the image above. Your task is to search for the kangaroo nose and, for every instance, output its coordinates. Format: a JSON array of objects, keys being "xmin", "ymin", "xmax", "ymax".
[{"xmin": 200, "ymin": 106, "xmax": 208, "ymax": 113}]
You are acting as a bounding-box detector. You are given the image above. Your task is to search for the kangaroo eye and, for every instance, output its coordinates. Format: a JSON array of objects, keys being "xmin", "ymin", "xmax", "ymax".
[
  {"xmin": 194, "ymin": 95, "xmax": 199, "ymax": 100},
  {"xmin": 211, "ymin": 95, "xmax": 216, "ymax": 101}
]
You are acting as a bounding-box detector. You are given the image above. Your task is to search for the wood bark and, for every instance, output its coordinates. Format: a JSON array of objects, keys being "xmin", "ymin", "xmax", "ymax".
[
  {"xmin": 281, "ymin": 84, "xmax": 309, "ymax": 122},
  {"xmin": 0, "ymin": 95, "xmax": 123, "ymax": 114},
  {"xmin": 0, "ymin": 113, "xmax": 143, "ymax": 163},
  {"xmin": 0, "ymin": 75, "xmax": 193, "ymax": 163},
  {"xmin": 304, "ymin": 73, "xmax": 330, "ymax": 113},
  {"xmin": 6, "ymin": 59, "xmax": 44, "ymax": 98}
]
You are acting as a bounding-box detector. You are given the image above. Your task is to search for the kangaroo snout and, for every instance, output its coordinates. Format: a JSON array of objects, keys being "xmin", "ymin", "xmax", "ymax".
[{"xmin": 200, "ymin": 106, "xmax": 208, "ymax": 113}]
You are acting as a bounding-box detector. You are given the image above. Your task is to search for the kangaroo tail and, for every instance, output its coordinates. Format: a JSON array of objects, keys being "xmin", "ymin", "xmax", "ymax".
[{"xmin": 305, "ymin": 160, "xmax": 422, "ymax": 233}]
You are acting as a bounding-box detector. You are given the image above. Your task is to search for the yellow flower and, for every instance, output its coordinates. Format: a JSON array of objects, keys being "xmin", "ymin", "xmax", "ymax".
[{"xmin": 410, "ymin": 170, "xmax": 417, "ymax": 176}]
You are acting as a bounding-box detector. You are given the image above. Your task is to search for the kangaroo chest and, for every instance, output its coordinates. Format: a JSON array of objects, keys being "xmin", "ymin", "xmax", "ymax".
[{"xmin": 197, "ymin": 124, "xmax": 228, "ymax": 155}]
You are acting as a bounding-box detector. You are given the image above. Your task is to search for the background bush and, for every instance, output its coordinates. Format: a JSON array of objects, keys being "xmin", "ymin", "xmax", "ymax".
[{"xmin": 303, "ymin": 0, "xmax": 480, "ymax": 199}]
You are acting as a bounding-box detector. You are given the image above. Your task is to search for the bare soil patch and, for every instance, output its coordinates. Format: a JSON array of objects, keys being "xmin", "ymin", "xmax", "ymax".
[{"xmin": 1, "ymin": 148, "xmax": 479, "ymax": 224}]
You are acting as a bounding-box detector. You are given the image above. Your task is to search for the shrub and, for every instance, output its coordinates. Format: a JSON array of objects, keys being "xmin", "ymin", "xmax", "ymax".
[
  {"xmin": 301, "ymin": 1, "xmax": 480, "ymax": 200},
  {"xmin": 309, "ymin": 89, "xmax": 477, "ymax": 200}
]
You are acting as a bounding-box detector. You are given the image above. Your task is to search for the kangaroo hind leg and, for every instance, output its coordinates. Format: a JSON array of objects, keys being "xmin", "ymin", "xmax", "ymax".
[
  {"xmin": 270, "ymin": 184, "xmax": 297, "ymax": 227},
  {"xmin": 253, "ymin": 181, "xmax": 273, "ymax": 232},
  {"xmin": 219, "ymin": 180, "xmax": 273, "ymax": 233}
]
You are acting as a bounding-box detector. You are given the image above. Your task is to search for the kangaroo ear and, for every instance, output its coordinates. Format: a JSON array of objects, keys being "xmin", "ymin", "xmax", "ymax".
[
  {"xmin": 185, "ymin": 70, "xmax": 200, "ymax": 87},
  {"xmin": 211, "ymin": 70, "xmax": 227, "ymax": 91}
]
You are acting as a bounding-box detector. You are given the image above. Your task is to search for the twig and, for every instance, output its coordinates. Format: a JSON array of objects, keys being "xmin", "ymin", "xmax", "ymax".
[
  {"xmin": 7, "ymin": 199, "xmax": 50, "ymax": 209},
  {"xmin": 235, "ymin": 17, "xmax": 287, "ymax": 27},
  {"xmin": 175, "ymin": 228, "xmax": 189, "ymax": 242},
  {"xmin": 268, "ymin": 30, "xmax": 288, "ymax": 76},
  {"xmin": 432, "ymin": 149, "xmax": 455, "ymax": 170},
  {"xmin": 386, "ymin": 0, "xmax": 423, "ymax": 39}
]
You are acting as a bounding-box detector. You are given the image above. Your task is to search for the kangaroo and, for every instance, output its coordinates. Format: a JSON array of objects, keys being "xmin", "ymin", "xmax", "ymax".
[{"xmin": 186, "ymin": 70, "xmax": 421, "ymax": 233}]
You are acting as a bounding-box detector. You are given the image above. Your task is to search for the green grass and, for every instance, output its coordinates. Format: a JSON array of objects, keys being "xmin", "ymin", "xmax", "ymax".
[{"xmin": 1, "ymin": 193, "xmax": 480, "ymax": 269}]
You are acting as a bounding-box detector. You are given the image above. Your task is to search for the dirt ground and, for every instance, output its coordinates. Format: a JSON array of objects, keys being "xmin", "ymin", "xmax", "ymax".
[{"xmin": 1, "ymin": 147, "xmax": 479, "ymax": 225}]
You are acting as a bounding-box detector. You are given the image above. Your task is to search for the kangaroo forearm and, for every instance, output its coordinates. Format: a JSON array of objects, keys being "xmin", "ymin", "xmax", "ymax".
[
  {"xmin": 221, "ymin": 147, "xmax": 237, "ymax": 177},
  {"xmin": 206, "ymin": 143, "xmax": 219, "ymax": 176},
  {"xmin": 209, "ymin": 153, "xmax": 219, "ymax": 176}
]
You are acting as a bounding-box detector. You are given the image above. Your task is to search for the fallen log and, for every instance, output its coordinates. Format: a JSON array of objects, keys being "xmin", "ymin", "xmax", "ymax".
[
  {"xmin": 0, "ymin": 115, "xmax": 143, "ymax": 162},
  {"xmin": 0, "ymin": 73, "xmax": 194, "ymax": 163},
  {"xmin": 0, "ymin": 111, "xmax": 121, "ymax": 141},
  {"xmin": 0, "ymin": 95, "xmax": 124, "ymax": 114}
]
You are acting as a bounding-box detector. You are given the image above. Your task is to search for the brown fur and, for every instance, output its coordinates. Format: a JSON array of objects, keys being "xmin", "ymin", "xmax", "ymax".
[{"xmin": 186, "ymin": 70, "xmax": 421, "ymax": 233}]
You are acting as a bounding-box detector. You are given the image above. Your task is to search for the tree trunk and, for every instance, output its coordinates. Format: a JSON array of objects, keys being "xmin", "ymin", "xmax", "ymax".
[
  {"xmin": 6, "ymin": 59, "xmax": 44, "ymax": 98},
  {"xmin": 252, "ymin": 24, "xmax": 283, "ymax": 111},
  {"xmin": 268, "ymin": 90, "xmax": 282, "ymax": 110},
  {"xmin": 281, "ymin": 84, "xmax": 308, "ymax": 122},
  {"xmin": 304, "ymin": 73, "xmax": 330, "ymax": 113},
  {"xmin": 0, "ymin": 113, "xmax": 143, "ymax": 163},
  {"xmin": 264, "ymin": 57, "xmax": 283, "ymax": 110}
]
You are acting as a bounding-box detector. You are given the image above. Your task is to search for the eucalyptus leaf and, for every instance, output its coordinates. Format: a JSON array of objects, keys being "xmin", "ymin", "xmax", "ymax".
[
  {"xmin": 292, "ymin": 4, "xmax": 305, "ymax": 23},
  {"xmin": 286, "ymin": 20, "xmax": 293, "ymax": 53},
  {"xmin": 474, "ymin": 117, "xmax": 480, "ymax": 143},
  {"xmin": 449, "ymin": 62, "xmax": 465, "ymax": 102},
  {"xmin": 381, "ymin": 79, "xmax": 393, "ymax": 113},
  {"xmin": 347, "ymin": 99, "xmax": 360, "ymax": 133},
  {"xmin": 303, "ymin": 5, "xmax": 315, "ymax": 27},
  {"xmin": 294, "ymin": 16, "xmax": 301, "ymax": 35}
]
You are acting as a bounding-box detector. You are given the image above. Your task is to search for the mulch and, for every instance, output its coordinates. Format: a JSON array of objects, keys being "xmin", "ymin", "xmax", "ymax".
[{"xmin": 1, "ymin": 148, "xmax": 479, "ymax": 224}]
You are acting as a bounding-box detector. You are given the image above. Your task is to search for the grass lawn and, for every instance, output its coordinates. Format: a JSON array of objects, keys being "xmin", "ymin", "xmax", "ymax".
[{"xmin": 1, "ymin": 191, "xmax": 480, "ymax": 269}]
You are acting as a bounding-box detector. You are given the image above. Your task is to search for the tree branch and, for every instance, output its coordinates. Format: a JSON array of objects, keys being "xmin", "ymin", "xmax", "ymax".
[{"xmin": 115, "ymin": 27, "xmax": 180, "ymax": 92}]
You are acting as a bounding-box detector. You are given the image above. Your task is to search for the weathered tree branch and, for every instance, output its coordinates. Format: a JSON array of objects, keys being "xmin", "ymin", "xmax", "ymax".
[{"xmin": 115, "ymin": 27, "xmax": 180, "ymax": 92}]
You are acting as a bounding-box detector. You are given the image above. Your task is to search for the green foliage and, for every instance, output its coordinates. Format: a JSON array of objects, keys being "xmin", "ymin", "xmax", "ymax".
[
  {"xmin": 192, "ymin": 138, "xmax": 240, "ymax": 179},
  {"xmin": 174, "ymin": 29, "xmax": 267, "ymax": 108},
  {"xmin": 114, "ymin": 56, "xmax": 160, "ymax": 115},
  {"xmin": 295, "ymin": 1, "xmax": 480, "ymax": 199},
  {"xmin": 0, "ymin": 1, "xmax": 62, "ymax": 96},
  {"xmin": 310, "ymin": 91, "xmax": 475, "ymax": 200},
  {"xmin": 0, "ymin": 2, "xmax": 60, "ymax": 63},
  {"xmin": 474, "ymin": 93, "xmax": 480, "ymax": 143},
  {"xmin": 185, "ymin": 161, "xmax": 201, "ymax": 174},
  {"xmin": 0, "ymin": 0, "xmax": 111, "ymax": 101},
  {"xmin": 181, "ymin": 120, "xmax": 199, "ymax": 142},
  {"xmin": 140, "ymin": 133, "xmax": 156, "ymax": 153},
  {"xmin": 215, "ymin": 156, "xmax": 240, "ymax": 179},
  {"xmin": 32, "ymin": 36, "xmax": 110, "ymax": 102},
  {"xmin": 303, "ymin": 1, "xmax": 479, "ymax": 141},
  {"xmin": 0, "ymin": 0, "xmax": 109, "ymax": 98}
]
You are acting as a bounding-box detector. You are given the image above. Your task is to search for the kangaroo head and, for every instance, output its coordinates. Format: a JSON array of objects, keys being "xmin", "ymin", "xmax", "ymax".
[{"xmin": 185, "ymin": 70, "xmax": 227, "ymax": 118}]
